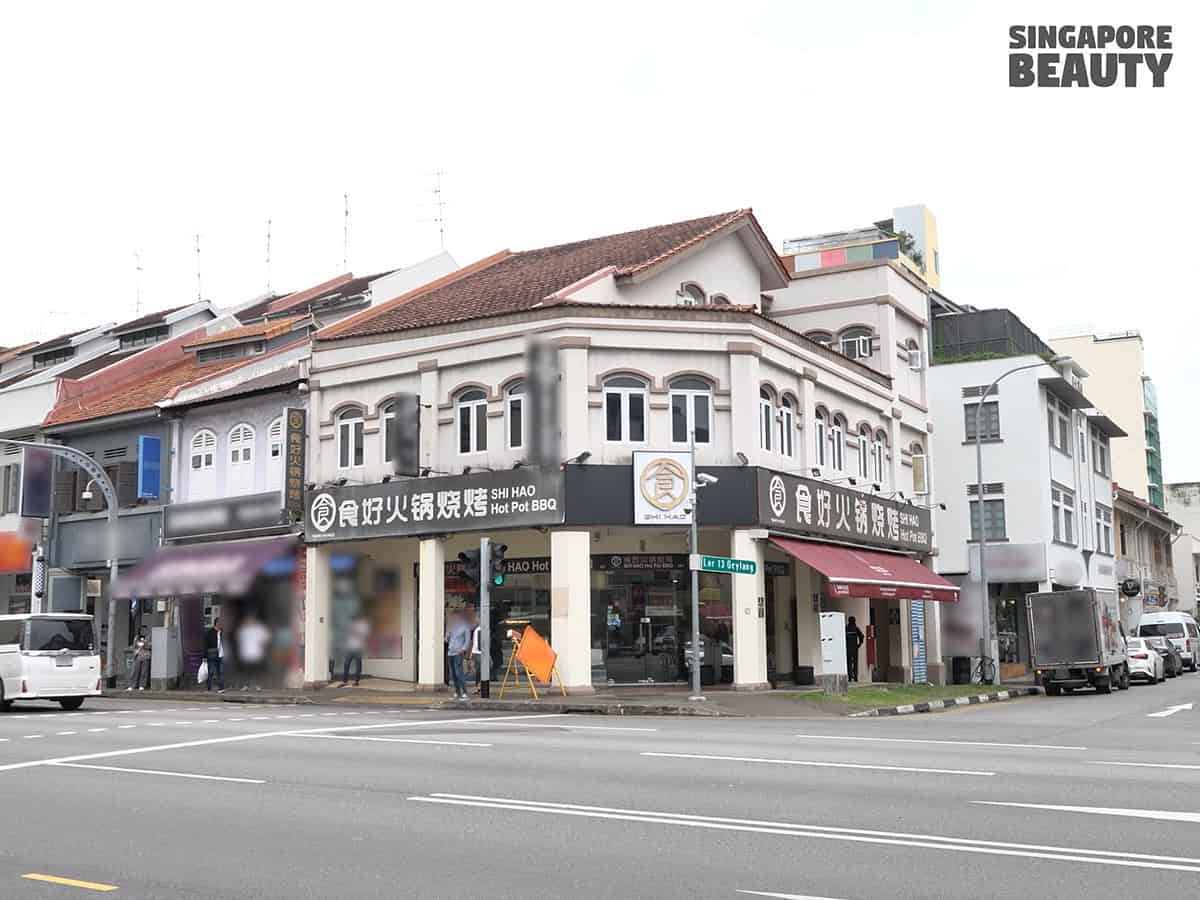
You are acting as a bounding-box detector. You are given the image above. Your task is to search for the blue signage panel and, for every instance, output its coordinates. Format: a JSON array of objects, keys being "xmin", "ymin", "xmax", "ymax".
[{"xmin": 137, "ymin": 435, "xmax": 162, "ymax": 500}]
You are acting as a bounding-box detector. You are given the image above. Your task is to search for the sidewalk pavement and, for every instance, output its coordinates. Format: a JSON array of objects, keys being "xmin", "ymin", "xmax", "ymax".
[{"xmin": 103, "ymin": 680, "xmax": 1041, "ymax": 718}]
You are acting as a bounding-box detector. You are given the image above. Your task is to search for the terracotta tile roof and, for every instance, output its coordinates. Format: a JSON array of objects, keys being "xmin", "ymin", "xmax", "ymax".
[
  {"xmin": 0, "ymin": 342, "xmax": 37, "ymax": 365},
  {"xmin": 33, "ymin": 328, "xmax": 89, "ymax": 353},
  {"xmin": 265, "ymin": 273, "xmax": 357, "ymax": 316},
  {"xmin": 317, "ymin": 210, "xmax": 758, "ymax": 341},
  {"xmin": 236, "ymin": 293, "xmax": 289, "ymax": 323},
  {"xmin": 110, "ymin": 304, "xmax": 191, "ymax": 334},
  {"xmin": 43, "ymin": 356, "xmax": 255, "ymax": 428},
  {"xmin": 182, "ymin": 315, "xmax": 309, "ymax": 349}
]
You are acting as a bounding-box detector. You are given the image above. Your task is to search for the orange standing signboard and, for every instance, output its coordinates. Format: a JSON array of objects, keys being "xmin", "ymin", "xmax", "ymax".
[{"xmin": 514, "ymin": 625, "xmax": 557, "ymax": 685}]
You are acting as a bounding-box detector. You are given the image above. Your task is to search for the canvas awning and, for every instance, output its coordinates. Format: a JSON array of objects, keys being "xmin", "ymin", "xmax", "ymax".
[
  {"xmin": 113, "ymin": 536, "xmax": 295, "ymax": 599},
  {"xmin": 770, "ymin": 537, "xmax": 959, "ymax": 602}
]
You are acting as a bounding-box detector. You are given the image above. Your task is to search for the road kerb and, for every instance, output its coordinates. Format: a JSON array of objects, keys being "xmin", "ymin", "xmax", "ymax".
[{"xmin": 847, "ymin": 687, "xmax": 1042, "ymax": 718}]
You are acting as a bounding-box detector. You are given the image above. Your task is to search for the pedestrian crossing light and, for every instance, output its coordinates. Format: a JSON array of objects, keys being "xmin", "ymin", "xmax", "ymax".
[{"xmin": 490, "ymin": 542, "xmax": 508, "ymax": 587}]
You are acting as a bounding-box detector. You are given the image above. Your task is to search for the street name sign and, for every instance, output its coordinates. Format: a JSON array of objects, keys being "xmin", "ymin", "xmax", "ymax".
[{"xmin": 689, "ymin": 553, "xmax": 757, "ymax": 575}]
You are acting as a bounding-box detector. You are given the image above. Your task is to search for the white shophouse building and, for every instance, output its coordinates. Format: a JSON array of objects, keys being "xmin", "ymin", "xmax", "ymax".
[{"xmin": 301, "ymin": 210, "xmax": 954, "ymax": 693}]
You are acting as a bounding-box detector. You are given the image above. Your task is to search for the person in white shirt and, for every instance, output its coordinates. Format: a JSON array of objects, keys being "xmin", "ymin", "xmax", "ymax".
[
  {"xmin": 341, "ymin": 614, "xmax": 370, "ymax": 687},
  {"xmin": 237, "ymin": 613, "xmax": 272, "ymax": 692}
]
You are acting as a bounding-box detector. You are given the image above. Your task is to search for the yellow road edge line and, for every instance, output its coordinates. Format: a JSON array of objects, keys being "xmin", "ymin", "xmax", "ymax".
[{"xmin": 22, "ymin": 873, "xmax": 118, "ymax": 892}]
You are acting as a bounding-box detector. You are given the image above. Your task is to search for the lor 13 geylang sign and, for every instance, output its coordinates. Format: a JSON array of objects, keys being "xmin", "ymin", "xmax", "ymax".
[
  {"xmin": 756, "ymin": 468, "xmax": 932, "ymax": 554},
  {"xmin": 305, "ymin": 467, "xmax": 564, "ymax": 542}
]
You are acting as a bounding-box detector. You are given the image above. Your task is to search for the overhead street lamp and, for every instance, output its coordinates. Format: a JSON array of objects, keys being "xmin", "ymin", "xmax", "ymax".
[
  {"xmin": 0, "ymin": 439, "xmax": 122, "ymax": 686},
  {"xmin": 973, "ymin": 355, "xmax": 1071, "ymax": 684}
]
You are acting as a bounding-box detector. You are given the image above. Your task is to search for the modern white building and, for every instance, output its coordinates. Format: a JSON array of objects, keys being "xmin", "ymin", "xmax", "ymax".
[
  {"xmin": 929, "ymin": 305, "xmax": 1124, "ymax": 681},
  {"xmin": 1165, "ymin": 482, "xmax": 1200, "ymax": 616},
  {"xmin": 300, "ymin": 210, "xmax": 955, "ymax": 693}
]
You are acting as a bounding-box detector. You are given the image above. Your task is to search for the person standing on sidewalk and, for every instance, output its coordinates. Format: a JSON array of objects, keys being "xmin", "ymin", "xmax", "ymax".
[
  {"xmin": 341, "ymin": 613, "xmax": 370, "ymax": 687},
  {"xmin": 204, "ymin": 618, "xmax": 226, "ymax": 693},
  {"xmin": 127, "ymin": 633, "xmax": 151, "ymax": 691},
  {"xmin": 445, "ymin": 610, "xmax": 472, "ymax": 701},
  {"xmin": 845, "ymin": 616, "xmax": 865, "ymax": 682}
]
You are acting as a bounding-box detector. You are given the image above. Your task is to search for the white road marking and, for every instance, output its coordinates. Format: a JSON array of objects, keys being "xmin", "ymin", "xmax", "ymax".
[
  {"xmin": 1147, "ymin": 703, "xmax": 1193, "ymax": 718},
  {"xmin": 50, "ymin": 762, "xmax": 265, "ymax": 784},
  {"xmin": 1088, "ymin": 761, "xmax": 1200, "ymax": 771},
  {"xmin": 24, "ymin": 735, "xmax": 43, "ymax": 740},
  {"xmin": 464, "ymin": 722, "xmax": 658, "ymax": 733},
  {"xmin": 199, "ymin": 720, "xmax": 219, "ymax": 724},
  {"xmin": 738, "ymin": 892, "xmax": 845, "ymax": 900},
  {"xmin": 174, "ymin": 721, "xmax": 193, "ymax": 725},
  {"xmin": 117, "ymin": 725, "xmax": 137, "ymax": 729},
  {"xmin": 56, "ymin": 732, "xmax": 76, "ymax": 736},
  {"xmin": 0, "ymin": 714, "xmax": 566, "ymax": 774},
  {"xmin": 251, "ymin": 716, "xmax": 271, "ymax": 720},
  {"xmin": 974, "ymin": 801, "xmax": 1200, "ymax": 824},
  {"xmin": 641, "ymin": 752, "xmax": 994, "ymax": 777},
  {"xmin": 289, "ymin": 734, "xmax": 492, "ymax": 748},
  {"xmin": 229, "ymin": 718, "xmax": 245, "ymax": 722},
  {"xmin": 793, "ymin": 734, "xmax": 1085, "ymax": 751},
  {"xmin": 87, "ymin": 728, "xmax": 106, "ymax": 733},
  {"xmin": 411, "ymin": 793, "xmax": 1200, "ymax": 874}
]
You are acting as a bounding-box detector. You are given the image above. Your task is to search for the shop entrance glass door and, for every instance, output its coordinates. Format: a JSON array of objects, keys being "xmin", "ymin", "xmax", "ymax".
[{"xmin": 594, "ymin": 570, "xmax": 688, "ymax": 685}]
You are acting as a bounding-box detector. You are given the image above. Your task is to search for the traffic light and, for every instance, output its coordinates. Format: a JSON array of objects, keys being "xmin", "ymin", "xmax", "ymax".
[
  {"xmin": 458, "ymin": 549, "xmax": 481, "ymax": 589},
  {"xmin": 489, "ymin": 542, "xmax": 508, "ymax": 587}
]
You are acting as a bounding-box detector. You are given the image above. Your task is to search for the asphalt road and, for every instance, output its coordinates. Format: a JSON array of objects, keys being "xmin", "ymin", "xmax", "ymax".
[{"xmin": 0, "ymin": 674, "xmax": 1197, "ymax": 899}]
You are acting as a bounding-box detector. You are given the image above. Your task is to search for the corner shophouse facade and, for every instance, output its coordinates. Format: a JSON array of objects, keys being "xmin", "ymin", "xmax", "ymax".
[{"xmin": 301, "ymin": 211, "xmax": 954, "ymax": 692}]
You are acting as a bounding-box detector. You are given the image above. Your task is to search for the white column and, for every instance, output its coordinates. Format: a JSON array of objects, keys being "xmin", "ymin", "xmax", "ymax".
[
  {"xmin": 417, "ymin": 536, "xmax": 446, "ymax": 689},
  {"xmin": 728, "ymin": 344, "xmax": 762, "ymax": 466},
  {"xmin": 794, "ymin": 565, "xmax": 821, "ymax": 679},
  {"xmin": 418, "ymin": 362, "xmax": 440, "ymax": 472},
  {"xmin": 551, "ymin": 529, "xmax": 594, "ymax": 694},
  {"xmin": 558, "ymin": 342, "xmax": 590, "ymax": 463},
  {"xmin": 886, "ymin": 411, "xmax": 903, "ymax": 493},
  {"xmin": 731, "ymin": 529, "xmax": 768, "ymax": 690},
  {"xmin": 798, "ymin": 369, "xmax": 818, "ymax": 472},
  {"xmin": 303, "ymin": 544, "xmax": 332, "ymax": 687}
]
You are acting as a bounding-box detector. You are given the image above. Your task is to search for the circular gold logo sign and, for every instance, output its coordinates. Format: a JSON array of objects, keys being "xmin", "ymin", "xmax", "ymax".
[{"xmin": 639, "ymin": 457, "xmax": 690, "ymax": 511}]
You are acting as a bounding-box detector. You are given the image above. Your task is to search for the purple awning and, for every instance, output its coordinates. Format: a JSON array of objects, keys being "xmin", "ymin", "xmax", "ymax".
[{"xmin": 114, "ymin": 537, "xmax": 295, "ymax": 599}]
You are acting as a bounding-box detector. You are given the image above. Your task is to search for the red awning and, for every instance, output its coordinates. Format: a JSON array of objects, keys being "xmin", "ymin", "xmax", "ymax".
[{"xmin": 770, "ymin": 537, "xmax": 959, "ymax": 603}]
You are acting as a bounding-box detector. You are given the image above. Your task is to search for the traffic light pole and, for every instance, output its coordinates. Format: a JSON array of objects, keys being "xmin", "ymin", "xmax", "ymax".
[{"xmin": 479, "ymin": 536, "xmax": 492, "ymax": 698}]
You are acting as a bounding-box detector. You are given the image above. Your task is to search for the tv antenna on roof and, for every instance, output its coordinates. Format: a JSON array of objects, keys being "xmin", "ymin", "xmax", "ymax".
[
  {"xmin": 194, "ymin": 234, "xmax": 202, "ymax": 302},
  {"xmin": 134, "ymin": 252, "xmax": 143, "ymax": 317},
  {"xmin": 342, "ymin": 193, "xmax": 350, "ymax": 272},
  {"xmin": 265, "ymin": 219, "xmax": 272, "ymax": 292},
  {"xmin": 432, "ymin": 171, "xmax": 446, "ymax": 249}
]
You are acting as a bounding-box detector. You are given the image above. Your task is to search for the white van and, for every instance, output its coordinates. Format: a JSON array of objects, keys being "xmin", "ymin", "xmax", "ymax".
[
  {"xmin": 1137, "ymin": 611, "xmax": 1199, "ymax": 672},
  {"xmin": 0, "ymin": 614, "xmax": 102, "ymax": 710}
]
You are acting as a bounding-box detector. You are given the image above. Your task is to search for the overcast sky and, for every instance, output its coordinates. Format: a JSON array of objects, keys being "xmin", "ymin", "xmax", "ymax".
[{"xmin": 2, "ymin": 1, "xmax": 1196, "ymax": 479}]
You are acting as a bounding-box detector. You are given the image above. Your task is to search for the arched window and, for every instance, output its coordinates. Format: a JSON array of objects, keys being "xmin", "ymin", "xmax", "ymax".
[
  {"xmin": 829, "ymin": 415, "xmax": 846, "ymax": 471},
  {"xmin": 872, "ymin": 430, "xmax": 887, "ymax": 486},
  {"xmin": 604, "ymin": 375, "xmax": 647, "ymax": 443},
  {"xmin": 337, "ymin": 407, "xmax": 364, "ymax": 468},
  {"xmin": 268, "ymin": 416, "xmax": 283, "ymax": 460},
  {"xmin": 857, "ymin": 425, "xmax": 872, "ymax": 479},
  {"xmin": 190, "ymin": 429, "xmax": 216, "ymax": 470},
  {"xmin": 229, "ymin": 423, "xmax": 255, "ymax": 465},
  {"xmin": 759, "ymin": 387, "xmax": 774, "ymax": 452},
  {"xmin": 456, "ymin": 388, "xmax": 488, "ymax": 455},
  {"xmin": 506, "ymin": 382, "xmax": 525, "ymax": 451},
  {"xmin": 267, "ymin": 416, "xmax": 284, "ymax": 491},
  {"xmin": 839, "ymin": 327, "xmax": 873, "ymax": 361},
  {"xmin": 910, "ymin": 441, "xmax": 928, "ymax": 495},
  {"xmin": 679, "ymin": 283, "xmax": 706, "ymax": 306},
  {"xmin": 670, "ymin": 376, "xmax": 712, "ymax": 445},
  {"xmin": 189, "ymin": 429, "xmax": 217, "ymax": 501},
  {"xmin": 806, "ymin": 330, "xmax": 834, "ymax": 348},
  {"xmin": 228, "ymin": 423, "xmax": 255, "ymax": 495},
  {"xmin": 814, "ymin": 409, "xmax": 827, "ymax": 468},
  {"xmin": 381, "ymin": 401, "xmax": 397, "ymax": 463},
  {"xmin": 778, "ymin": 396, "xmax": 795, "ymax": 457},
  {"xmin": 709, "ymin": 294, "xmax": 731, "ymax": 306}
]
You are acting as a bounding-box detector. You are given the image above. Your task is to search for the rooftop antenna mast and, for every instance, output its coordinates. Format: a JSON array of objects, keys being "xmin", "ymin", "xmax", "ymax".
[
  {"xmin": 432, "ymin": 171, "xmax": 446, "ymax": 249},
  {"xmin": 342, "ymin": 193, "xmax": 349, "ymax": 272},
  {"xmin": 194, "ymin": 234, "xmax": 202, "ymax": 302},
  {"xmin": 265, "ymin": 219, "xmax": 272, "ymax": 291},
  {"xmin": 134, "ymin": 252, "xmax": 143, "ymax": 317}
]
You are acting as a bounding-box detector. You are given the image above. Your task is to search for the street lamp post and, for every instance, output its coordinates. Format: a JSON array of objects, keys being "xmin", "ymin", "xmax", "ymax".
[
  {"xmin": 974, "ymin": 355, "xmax": 1071, "ymax": 684},
  {"xmin": 0, "ymin": 439, "xmax": 122, "ymax": 686},
  {"xmin": 688, "ymin": 431, "xmax": 718, "ymax": 702}
]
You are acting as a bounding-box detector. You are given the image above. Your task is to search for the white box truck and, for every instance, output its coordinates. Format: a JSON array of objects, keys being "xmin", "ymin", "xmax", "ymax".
[{"xmin": 1027, "ymin": 588, "xmax": 1128, "ymax": 695}]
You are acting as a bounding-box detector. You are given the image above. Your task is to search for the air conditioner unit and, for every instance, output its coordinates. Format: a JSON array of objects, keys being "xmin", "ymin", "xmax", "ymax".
[
  {"xmin": 86, "ymin": 578, "xmax": 103, "ymax": 598},
  {"xmin": 908, "ymin": 349, "xmax": 923, "ymax": 371}
]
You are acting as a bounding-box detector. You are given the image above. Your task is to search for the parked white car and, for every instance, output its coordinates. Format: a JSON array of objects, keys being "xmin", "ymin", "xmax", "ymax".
[{"xmin": 1126, "ymin": 637, "xmax": 1165, "ymax": 684}]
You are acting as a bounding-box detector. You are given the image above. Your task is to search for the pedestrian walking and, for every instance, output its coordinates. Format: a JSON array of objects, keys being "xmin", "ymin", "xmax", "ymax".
[
  {"xmin": 341, "ymin": 613, "xmax": 370, "ymax": 687},
  {"xmin": 127, "ymin": 633, "xmax": 151, "ymax": 691},
  {"xmin": 237, "ymin": 612, "xmax": 271, "ymax": 692},
  {"xmin": 204, "ymin": 618, "xmax": 226, "ymax": 693},
  {"xmin": 445, "ymin": 610, "xmax": 472, "ymax": 700},
  {"xmin": 845, "ymin": 615, "xmax": 865, "ymax": 682}
]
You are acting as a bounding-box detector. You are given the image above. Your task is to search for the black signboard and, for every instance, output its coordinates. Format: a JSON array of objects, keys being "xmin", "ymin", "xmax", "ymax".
[
  {"xmin": 19, "ymin": 446, "xmax": 53, "ymax": 519},
  {"xmin": 284, "ymin": 408, "xmax": 307, "ymax": 521},
  {"xmin": 164, "ymin": 491, "xmax": 287, "ymax": 542},
  {"xmin": 305, "ymin": 467, "xmax": 564, "ymax": 542},
  {"xmin": 756, "ymin": 468, "xmax": 932, "ymax": 554}
]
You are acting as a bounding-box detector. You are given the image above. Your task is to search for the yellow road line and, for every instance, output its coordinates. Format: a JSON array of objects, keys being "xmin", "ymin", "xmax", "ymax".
[{"xmin": 21, "ymin": 873, "xmax": 118, "ymax": 892}]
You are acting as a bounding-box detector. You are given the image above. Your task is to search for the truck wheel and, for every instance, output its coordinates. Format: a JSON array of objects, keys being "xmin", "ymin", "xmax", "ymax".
[
  {"xmin": 0, "ymin": 683, "xmax": 10, "ymax": 711},
  {"xmin": 1096, "ymin": 677, "xmax": 1112, "ymax": 694},
  {"xmin": 1045, "ymin": 684, "xmax": 1062, "ymax": 696},
  {"xmin": 58, "ymin": 698, "xmax": 85, "ymax": 711},
  {"xmin": 1117, "ymin": 667, "xmax": 1130, "ymax": 690}
]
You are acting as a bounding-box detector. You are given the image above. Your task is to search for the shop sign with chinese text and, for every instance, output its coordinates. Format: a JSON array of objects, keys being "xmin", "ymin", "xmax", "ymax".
[
  {"xmin": 305, "ymin": 468, "xmax": 563, "ymax": 542},
  {"xmin": 756, "ymin": 468, "xmax": 932, "ymax": 554}
]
